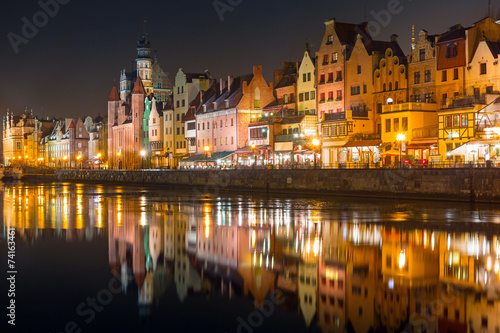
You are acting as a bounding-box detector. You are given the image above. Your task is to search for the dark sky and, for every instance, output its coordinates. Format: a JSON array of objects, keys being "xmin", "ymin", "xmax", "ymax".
[{"xmin": 0, "ymin": 0, "xmax": 496, "ymax": 119}]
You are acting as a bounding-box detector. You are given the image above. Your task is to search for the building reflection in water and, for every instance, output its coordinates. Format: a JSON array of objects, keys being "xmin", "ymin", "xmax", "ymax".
[{"xmin": 4, "ymin": 183, "xmax": 500, "ymax": 332}]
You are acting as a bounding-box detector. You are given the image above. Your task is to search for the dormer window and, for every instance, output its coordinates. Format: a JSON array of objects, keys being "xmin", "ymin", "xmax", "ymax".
[{"xmin": 446, "ymin": 43, "xmax": 457, "ymax": 58}]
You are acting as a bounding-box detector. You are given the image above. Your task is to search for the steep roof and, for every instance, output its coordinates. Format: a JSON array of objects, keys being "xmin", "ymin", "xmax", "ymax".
[
  {"xmin": 132, "ymin": 77, "xmax": 145, "ymax": 94},
  {"xmin": 486, "ymin": 40, "xmax": 500, "ymax": 59},
  {"xmin": 281, "ymin": 115, "xmax": 305, "ymax": 125},
  {"xmin": 335, "ymin": 21, "xmax": 370, "ymax": 45},
  {"xmin": 108, "ymin": 86, "xmax": 120, "ymax": 102},
  {"xmin": 437, "ymin": 25, "xmax": 466, "ymax": 44},
  {"xmin": 185, "ymin": 72, "xmax": 208, "ymax": 83},
  {"xmin": 275, "ymin": 64, "xmax": 298, "ymax": 90}
]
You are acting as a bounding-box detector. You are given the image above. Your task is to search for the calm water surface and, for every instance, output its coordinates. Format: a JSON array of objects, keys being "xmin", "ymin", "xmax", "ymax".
[{"xmin": 2, "ymin": 182, "xmax": 500, "ymax": 333}]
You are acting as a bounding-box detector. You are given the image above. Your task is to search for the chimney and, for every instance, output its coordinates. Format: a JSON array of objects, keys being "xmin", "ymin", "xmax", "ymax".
[
  {"xmin": 220, "ymin": 79, "xmax": 227, "ymax": 92},
  {"xmin": 390, "ymin": 34, "xmax": 398, "ymax": 42},
  {"xmin": 228, "ymin": 76, "xmax": 234, "ymax": 93}
]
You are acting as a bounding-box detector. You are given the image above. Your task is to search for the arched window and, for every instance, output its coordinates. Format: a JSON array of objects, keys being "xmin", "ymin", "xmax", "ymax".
[{"xmin": 254, "ymin": 88, "xmax": 261, "ymax": 109}]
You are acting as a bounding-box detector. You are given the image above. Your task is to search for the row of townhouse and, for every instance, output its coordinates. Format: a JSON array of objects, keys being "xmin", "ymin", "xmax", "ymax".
[
  {"xmin": 167, "ymin": 16, "xmax": 500, "ymax": 169},
  {"xmin": 2, "ymin": 110, "xmax": 106, "ymax": 168},
  {"xmin": 8, "ymin": 17, "xmax": 500, "ymax": 170},
  {"xmin": 318, "ymin": 17, "xmax": 500, "ymax": 167}
]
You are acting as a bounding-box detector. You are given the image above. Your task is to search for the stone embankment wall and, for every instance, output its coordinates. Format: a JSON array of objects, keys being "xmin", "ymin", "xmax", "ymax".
[{"xmin": 53, "ymin": 168, "xmax": 500, "ymax": 203}]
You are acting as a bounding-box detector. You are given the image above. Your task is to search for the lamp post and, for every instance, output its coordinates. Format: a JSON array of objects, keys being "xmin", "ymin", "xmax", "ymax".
[
  {"xmin": 396, "ymin": 133, "xmax": 406, "ymax": 168},
  {"xmin": 251, "ymin": 143, "xmax": 257, "ymax": 169},
  {"xmin": 97, "ymin": 153, "xmax": 102, "ymax": 170},
  {"xmin": 140, "ymin": 150, "xmax": 146, "ymax": 170},
  {"xmin": 51, "ymin": 157, "xmax": 55, "ymax": 168},
  {"xmin": 117, "ymin": 151, "xmax": 121, "ymax": 170},
  {"xmin": 204, "ymin": 145, "xmax": 210, "ymax": 168},
  {"xmin": 63, "ymin": 155, "xmax": 68, "ymax": 169},
  {"xmin": 167, "ymin": 147, "xmax": 170, "ymax": 169},
  {"xmin": 76, "ymin": 154, "xmax": 82, "ymax": 170},
  {"xmin": 312, "ymin": 138, "xmax": 320, "ymax": 169}
]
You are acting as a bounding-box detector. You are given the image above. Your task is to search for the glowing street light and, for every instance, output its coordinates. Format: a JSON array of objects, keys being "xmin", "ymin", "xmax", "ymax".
[
  {"xmin": 140, "ymin": 150, "xmax": 146, "ymax": 169},
  {"xmin": 76, "ymin": 154, "xmax": 82, "ymax": 169},
  {"xmin": 312, "ymin": 138, "xmax": 320, "ymax": 169},
  {"xmin": 250, "ymin": 143, "xmax": 257, "ymax": 169},
  {"xmin": 396, "ymin": 133, "xmax": 406, "ymax": 168},
  {"xmin": 117, "ymin": 151, "xmax": 121, "ymax": 170}
]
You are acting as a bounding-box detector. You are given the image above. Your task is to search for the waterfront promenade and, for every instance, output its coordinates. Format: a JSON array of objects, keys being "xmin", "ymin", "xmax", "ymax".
[{"xmin": 31, "ymin": 166, "xmax": 500, "ymax": 203}]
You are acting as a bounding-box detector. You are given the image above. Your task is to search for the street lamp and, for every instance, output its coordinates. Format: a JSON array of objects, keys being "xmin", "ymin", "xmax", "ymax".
[
  {"xmin": 140, "ymin": 150, "xmax": 146, "ymax": 169},
  {"xmin": 117, "ymin": 151, "xmax": 121, "ymax": 170},
  {"xmin": 312, "ymin": 138, "xmax": 320, "ymax": 169},
  {"xmin": 76, "ymin": 154, "xmax": 82, "ymax": 169},
  {"xmin": 97, "ymin": 153, "xmax": 102, "ymax": 170},
  {"xmin": 63, "ymin": 155, "xmax": 68, "ymax": 169},
  {"xmin": 251, "ymin": 143, "xmax": 257, "ymax": 169},
  {"xmin": 166, "ymin": 147, "xmax": 170, "ymax": 169},
  {"xmin": 204, "ymin": 145, "xmax": 210, "ymax": 168},
  {"xmin": 396, "ymin": 133, "xmax": 406, "ymax": 168}
]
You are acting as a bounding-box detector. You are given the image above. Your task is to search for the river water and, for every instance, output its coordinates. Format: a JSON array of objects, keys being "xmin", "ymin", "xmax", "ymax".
[{"xmin": 1, "ymin": 181, "xmax": 500, "ymax": 333}]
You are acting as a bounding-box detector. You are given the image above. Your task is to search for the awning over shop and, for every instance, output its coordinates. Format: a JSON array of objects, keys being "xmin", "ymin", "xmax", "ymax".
[
  {"xmin": 180, "ymin": 151, "xmax": 234, "ymax": 162},
  {"xmin": 466, "ymin": 138, "xmax": 500, "ymax": 145},
  {"xmin": 448, "ymin": 144, "xmax": 468, "ymax": 156},
  {"xmin": 380, "ymin": 150, "xmax": 401, "ymax": 156},
  {"xmin": 342, "ymin": 140, "xmax": 382, "ymax": 148},
  {"xmin": 407, "ymin": 141, "xmax": 438, "ymax": 150},
  {"xmin": 448, "ymin": 138, "xmax": 499, "ymax": 156}
]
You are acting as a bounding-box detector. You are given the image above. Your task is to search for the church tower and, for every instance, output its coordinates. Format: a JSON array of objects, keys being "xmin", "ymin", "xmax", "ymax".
[{"xmin": 136, "ymin": 33, "xmax": 153, "ymax": 95}]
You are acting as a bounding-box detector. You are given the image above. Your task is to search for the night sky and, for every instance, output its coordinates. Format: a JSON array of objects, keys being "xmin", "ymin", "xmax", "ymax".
[{"xmin": 0, "ymin": 0, "xmax": 497, "ymax": 119}]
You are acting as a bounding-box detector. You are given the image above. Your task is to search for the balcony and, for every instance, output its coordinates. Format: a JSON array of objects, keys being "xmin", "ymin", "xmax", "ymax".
[
  {"xmin": 447, "ymin": 96, "xmax": 486, "ymax": 109},
  {"xmin": 351, "ymin": 108, "xmax": 368, "ymax": 118},
  {"xmin": 382, "ymin": 102, "xmax": 438, "ymax": 113},
  {"xmin": 412, "ymin": 125, "xmax": 438, "ymax": 139},
  {"xmin": 324, "ymin": 112, "xmax": 346, "ymax": 121},
  {"xmin": 275, "ymin": 134, "xmax": 295, "ymax": 142}
]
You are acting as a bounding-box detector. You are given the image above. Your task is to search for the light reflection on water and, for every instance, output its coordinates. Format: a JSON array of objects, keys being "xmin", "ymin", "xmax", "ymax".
[{"xmin": 3, "ymin": 182, "xmax": 500, "ymax": 333}]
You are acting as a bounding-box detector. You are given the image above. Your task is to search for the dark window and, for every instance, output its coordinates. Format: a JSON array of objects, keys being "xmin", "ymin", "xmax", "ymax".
[
  {"xmin": 336, "ymin": 71, "xmax": 342, "ymax": 81},
  {"xmin": 414, "ymin": 72, "xmax": 421, "ymax": 84},
  {"xmin": 481, "ymin": 63, "xmax": 487, "ymax": 75},
  {"xmin": 486, "ymin": 86, "xmax": 494, "ymax": 94},
  {"xmin": 351, "ymin": 86, "xmax": 361, "ymax": 95},
  {"xmin": 363, "ymin": 84, "xmax": 367, "ymax": 94},
  {"xmin": 419, "ymin": 48, "xmax": 426, "ymax": 61},
  {"xmin": 425, "ymin": 70, "xmax": 431, "ymax": 82},
  {"xmin": 357, "ymin": 65, "xmax": 361, "ymax": 74},
  {"xmin": 446, "ymin": 44, "xmax": 457, "ymax": 58},
  {"xmin": 442, "ymin": 70, "xmax": 447, "ymax": 82},
  {"xmin": 482, "ymin": 317, "xmax": 488, "ymax": 328},
  {"xmin": 303, "ymin": 73, "xmax": 307, "ymax": 82},
  {"xmin": 454, "ymin": 68, "xmax": 459, "ymax": 80}
]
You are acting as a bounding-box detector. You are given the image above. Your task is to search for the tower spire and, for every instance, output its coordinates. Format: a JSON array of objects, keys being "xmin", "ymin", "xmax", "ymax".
[{"xmin": 411, "ymin": 25, "xmax": 415, "ymax": 50}]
